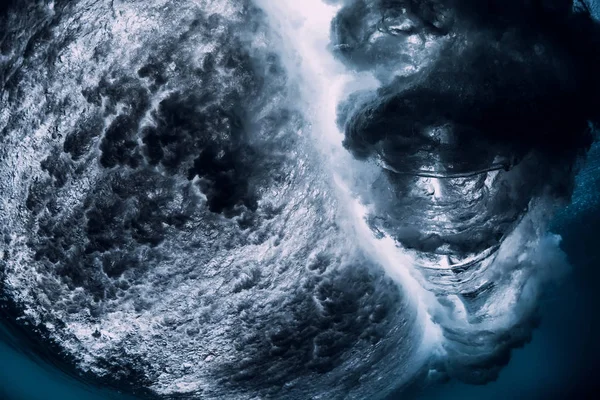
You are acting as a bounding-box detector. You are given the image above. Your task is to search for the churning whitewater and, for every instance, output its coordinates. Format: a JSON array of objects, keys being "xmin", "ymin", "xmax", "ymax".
[{"xmin": 1, "ymin": 0, "xmax": 599, "ymax": 399}]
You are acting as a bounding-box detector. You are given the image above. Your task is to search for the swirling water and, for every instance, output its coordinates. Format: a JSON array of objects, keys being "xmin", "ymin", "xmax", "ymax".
[{"xmin": 1, "ymin": 1, "xmax": 599, "ymax": 399}]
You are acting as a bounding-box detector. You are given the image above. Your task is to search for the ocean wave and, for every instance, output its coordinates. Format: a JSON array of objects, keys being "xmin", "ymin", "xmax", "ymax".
[{"xmin": 0, "ymin": 1, "xmax": 599, "ymax": 399}]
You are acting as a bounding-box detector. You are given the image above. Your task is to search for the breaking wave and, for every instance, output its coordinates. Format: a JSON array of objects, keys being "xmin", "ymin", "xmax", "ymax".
[{"xmin": 0, "ymin": 1, "xmax": 599, "ymax": 399}]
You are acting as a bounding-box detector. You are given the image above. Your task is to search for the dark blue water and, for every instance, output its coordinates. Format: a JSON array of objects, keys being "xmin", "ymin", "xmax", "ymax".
[{"xmin": 0, "ymin": 325, "xmax": 135, "ymax": 400}]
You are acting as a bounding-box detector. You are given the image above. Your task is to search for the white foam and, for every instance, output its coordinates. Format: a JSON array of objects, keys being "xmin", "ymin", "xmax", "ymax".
[{"xmin": 255, "ymin": 0, "xmax": 445, "ymax": 372}]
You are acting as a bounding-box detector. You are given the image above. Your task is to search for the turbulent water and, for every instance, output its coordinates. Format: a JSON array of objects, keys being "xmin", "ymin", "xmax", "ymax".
[{"xmin": 0, "ymin": 1, "xmax": 599, "ymax": 399}]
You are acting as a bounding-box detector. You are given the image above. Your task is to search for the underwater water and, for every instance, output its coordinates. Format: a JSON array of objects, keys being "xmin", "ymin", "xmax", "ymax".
[
  {"xmin": 1, "ymin": 1, "xmax": 599, "ymax": 399},
  {"xmin": 1, "ymin": 141, "xmax": 598, "ymax": 400}
]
